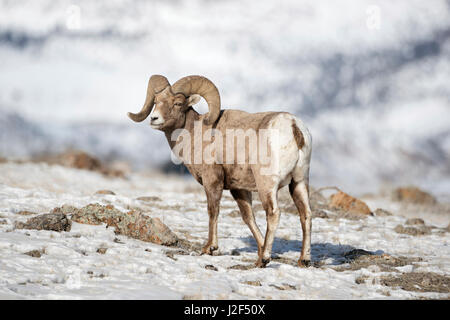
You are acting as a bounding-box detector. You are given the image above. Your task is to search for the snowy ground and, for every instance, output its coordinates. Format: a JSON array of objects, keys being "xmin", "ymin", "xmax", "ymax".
[{"xmin": 0, "ymin": 162, "xmax": 449, "ymax": 299}]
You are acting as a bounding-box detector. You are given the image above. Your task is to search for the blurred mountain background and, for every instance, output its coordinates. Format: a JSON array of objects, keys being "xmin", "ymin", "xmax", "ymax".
[{"xmin": 0, "ymin": 0, "xmax": 449, "ymax": 196}]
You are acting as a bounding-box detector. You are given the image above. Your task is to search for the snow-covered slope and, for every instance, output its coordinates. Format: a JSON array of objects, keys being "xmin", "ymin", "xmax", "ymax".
[
  {"xmin": 0, "ymin": 0, "xmax": 449, "ymax": 195},
  {"xmin": 0, "ymin": 162, "xmax": 449, "ymax": 299}
]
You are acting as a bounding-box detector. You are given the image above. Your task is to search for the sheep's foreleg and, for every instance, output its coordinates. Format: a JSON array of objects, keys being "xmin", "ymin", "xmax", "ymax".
[{"xmin": 201, "ymin": 178, "xmax": 223, "ymax": 255}]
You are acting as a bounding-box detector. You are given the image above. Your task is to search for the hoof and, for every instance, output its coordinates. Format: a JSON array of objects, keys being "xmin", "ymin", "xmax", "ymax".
[
  {"xmin": 255, "ymin": 258, "xmax": 270, "ymax": 268},
  {"xmin": 298, "ymin": 259, "xmax": 311, "ymax": 268},
  {"xmin": 201, "ymin": 245, "xmax": 218, "ymax": 255}
]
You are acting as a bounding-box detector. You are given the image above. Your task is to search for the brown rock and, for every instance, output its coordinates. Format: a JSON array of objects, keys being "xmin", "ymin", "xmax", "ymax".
[
  {"xmin": 204, "ymin": 265, "xmax": 218, "ymax": 271},
  {"xmin": 95, "ymin": 190, "xmax": 116, "ymax": 195},
  {"xmin": 374, "ymin": 208, "xmax": 393, "ymax": 217},
  {"xmin": 329, "ymin": 191, "xmax": 372, "ymax": 216},
  {"xmin": 16, "ymin": 210, "xmax": 36, "ymax": 216},
  {"xmin": 34, "ymin": 150, "xmax": 125, "ymax": 178},
  {"xmin": 15, "ymin": 213, "xmax": 72, "ymax": 232},
  {"xmin": 68, "ymin": 204, "xmax": 180, "ymax": 246},
  {"xmin": 24, "ymin": 249, "xmax": 45, "ymax": 258},
  {"xmin": 405, "ymin": 218, "xmax": 425, "ymax": 225},
  {"xmin": 97, "ymin": 248, "xmax": 108, "ymax": 254},
  {"xmin": 136, "ymin": 196, "xmax": 162, "ymax": 202},
  {"xmin": 394, "ymin": 224, "xmax": 432, "ymax": 236},
  {"xmin": 392, "ymin": 186, "xmax": 437, "ymax": 205}
]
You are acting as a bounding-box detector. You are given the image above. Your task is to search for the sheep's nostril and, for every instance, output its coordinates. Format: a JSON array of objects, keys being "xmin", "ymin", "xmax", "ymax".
[{"xmin": 151, "ymin": 116, "xmax": 159, "ymax": 121}]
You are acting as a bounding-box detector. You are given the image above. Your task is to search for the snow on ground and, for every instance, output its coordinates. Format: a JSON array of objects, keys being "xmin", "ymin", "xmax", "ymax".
[{"xmin": 0, "ymin": 162, "xmax": 449, "ymax": 299}]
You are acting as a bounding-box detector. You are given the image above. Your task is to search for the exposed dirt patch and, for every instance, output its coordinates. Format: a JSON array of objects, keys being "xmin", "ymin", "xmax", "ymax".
[
  {"xmin": 228, "ymin": 264, "xmax": 255, "ymax": 271},
  {"xmin": 334, "ymin": 251, "xmax": 423, "ymax": 273},
  {"xmin": 381, "ymin": 272, "xmax": 450, "ymax": 293}
]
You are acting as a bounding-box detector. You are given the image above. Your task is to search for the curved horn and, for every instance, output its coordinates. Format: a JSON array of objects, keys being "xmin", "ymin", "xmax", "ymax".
[
  {"xmin": 171, "ymin": 75, "xmax": 221, "ymax": 125},
  {"xmin": 127, "ymin": 75, "xmax": 170, "ymax": 122}
]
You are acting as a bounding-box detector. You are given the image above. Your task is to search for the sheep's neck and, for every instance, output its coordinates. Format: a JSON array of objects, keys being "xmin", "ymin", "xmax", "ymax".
[{"xmin": 164, "ymin": 107, "xmax": 200, "ymax": 151}]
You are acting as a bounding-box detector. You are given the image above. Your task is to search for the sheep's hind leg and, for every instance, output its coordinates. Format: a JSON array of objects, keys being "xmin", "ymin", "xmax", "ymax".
[
  {"xmin": 289, "ymin": 180, "xmax": 312, "ymax": 267},
  {"xmin": 256, "ymin": 187, "xmax": 280, "ymax": 268},
  {"xmin": 230, "ymin": 189, "xmax": 264, "ymax": 257}
]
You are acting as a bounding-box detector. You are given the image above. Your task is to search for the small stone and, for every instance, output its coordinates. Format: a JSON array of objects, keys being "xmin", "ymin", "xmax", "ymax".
[
  {"xmin": 96, "ymin": 248, "xmax": 107, "ymax": 254},
  {"xmin": 312, "ymin": 209, "xmax": 329, "ymax": 218},
  {"xmin": 136, "ymin": 196, "xmax": 162, "ymax": 202},
  {"xmin": 16, "ymin": 210, "xmax": 36, "ymax": 216},
  {"xmin": 24, "ymin": 249, "xmax": 44, "ymax": 258},
  {"xmin": 405, "ymin": 218, "xmax": 425, "ymax": 225},
  {"xmin": 231, "ymin": 249, "xmax": 241, "ymax": 256},
  {"xmin": 95, "ymin": 190, "xmax": 116, "ymax": 195},
  {"xmin": 243, "ymin": 280, "xmax": 262, "ymax": 286},
  {"xmin": 374, "ymin": 208, "xmax": 393, "ymax": 217},
  {"xmin": 394, "ymin": 225, "xmax": 432, "ymax": 236},
  {"xmin": 205, "ymin": 265, "xmax": 218, "ymax": 271}
]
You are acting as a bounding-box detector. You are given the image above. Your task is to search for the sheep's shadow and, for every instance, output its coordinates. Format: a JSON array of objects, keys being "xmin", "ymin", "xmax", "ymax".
[{"xmin": 234, "ymin": 236, "xmax": 384, "ymax": 266}]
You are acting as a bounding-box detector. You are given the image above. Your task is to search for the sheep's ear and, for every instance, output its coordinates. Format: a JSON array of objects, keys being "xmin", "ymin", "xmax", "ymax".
[{"xmin": 187, "ymin": 94, "xmax": 201, "ymax": 106}]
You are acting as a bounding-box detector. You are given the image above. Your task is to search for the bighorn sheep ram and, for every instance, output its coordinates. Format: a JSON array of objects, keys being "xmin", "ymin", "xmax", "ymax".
[{"xmin": 127, "ymin": 75, "xmax": 312, "ymax": 267}]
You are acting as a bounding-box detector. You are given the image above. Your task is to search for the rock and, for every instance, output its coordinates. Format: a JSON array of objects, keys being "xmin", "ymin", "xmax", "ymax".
[
  {"xmin": 0, "ymin": 219, "xmax": 7, "ymax": 225},
  {"xmin": 374, "ymin": 208, "xmax": 393, "ymax": 217},
  {"xmin": 392, "ymin": 186, "xmax": 437, "ymax": 205},
  {"xmin": 97, "ymin": 248, "xmax": 108, "ymax": 254},
  {"xmin": 15, "ymin": 210, "xmax": 36, "ymax": 215},
  {"xmin": 312, "ymin": 209, "xmax": 329, "ymax": 218},
  {"xmin": 394, "ymin": 224, "xmax": 432, "ymax": 236},
  {"xmin": 15, "ymin": 213, "xmax": 72, "ymax": 232},
  {"xmin": 68, "ymin": 204, "xmax": 180, "ymax": 246},
  {"xmin": 95, "ymin": 190, "xmax": 116, "ymax": 195},
  {"xmin": 343, "ymin": 249, "xmax": 374, "ymax": 261},
  {"xmin": 328, "ymin": 191, "xmax": 372, "ymax": 216},
  {"xmin": 269, "ymin": 283, "xmax": 298, "ymax": 291},
  {"xmin": 136, "ymin": 196, "xmax": 162, "ymax": 202},
  {"xmin": 34, "ymin": 150, "xmax": 125, "ymax": 178},
  {"xmin": 243, "ymin": 280, "xmax": 262, "ymax": 286},
  {"xmin": 204, "ymin": 265, "xmax": 218, "ymax": 271},
  {"xmin": 24, "ymin": 249, "xmax": 44, "ymax": 258},
  {"xmin": 231, "ymin": 249, "xmax": 241, "ymax": 256},
  {"xmin": 405, "ymin": 218, "xmax": 425, "ymax": 225}
]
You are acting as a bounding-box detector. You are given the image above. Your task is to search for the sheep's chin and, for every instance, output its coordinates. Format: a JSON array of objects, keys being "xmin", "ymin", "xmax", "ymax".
[{"xmin": 150, "ymin": 123, "xmax": 164, "ymax": 129}]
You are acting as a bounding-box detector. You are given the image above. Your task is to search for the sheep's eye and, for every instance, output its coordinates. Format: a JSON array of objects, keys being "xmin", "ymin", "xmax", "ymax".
[{"xmin": 174, "ymin": 102, "xmax": 183, "ymax": 107}]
